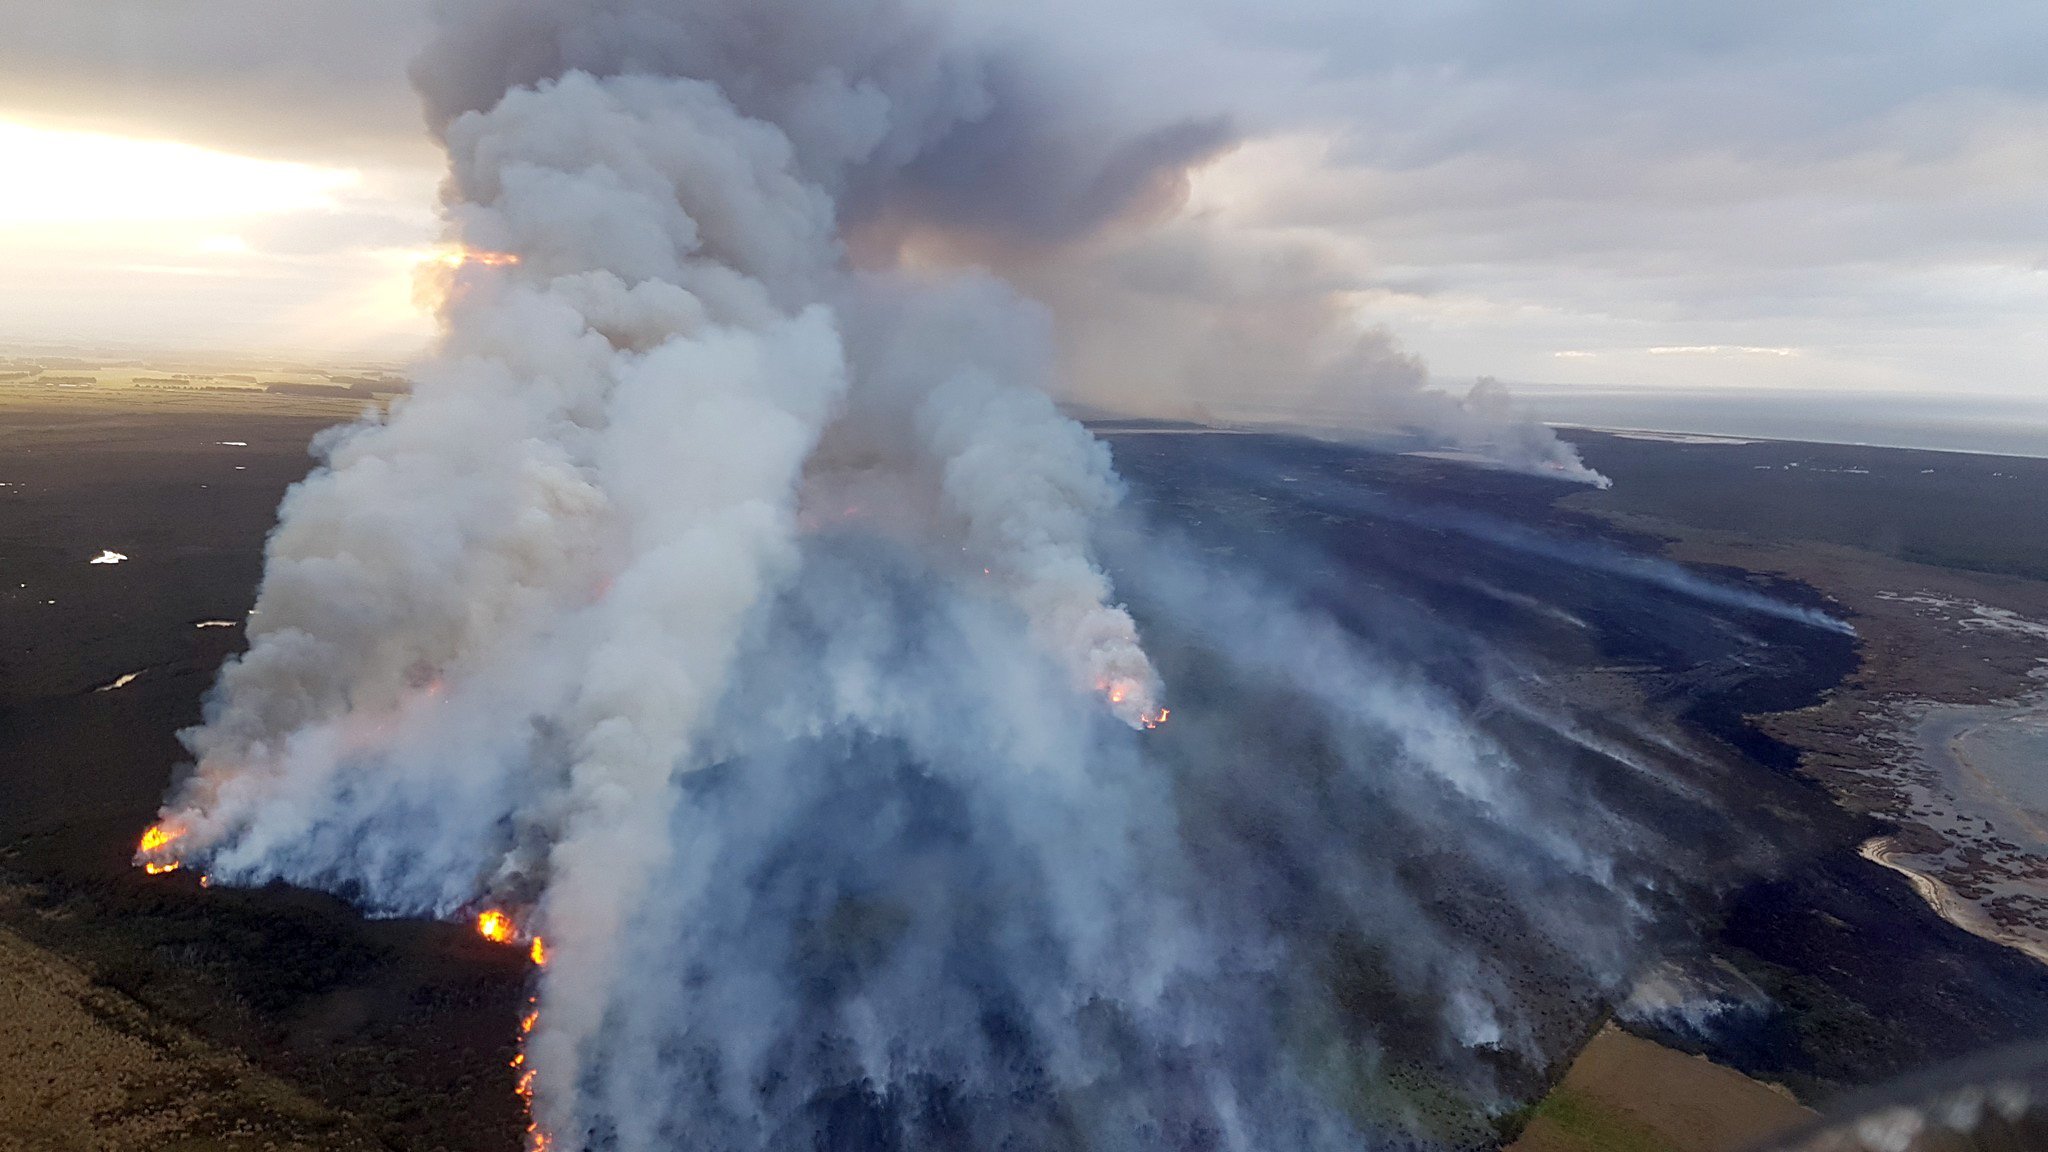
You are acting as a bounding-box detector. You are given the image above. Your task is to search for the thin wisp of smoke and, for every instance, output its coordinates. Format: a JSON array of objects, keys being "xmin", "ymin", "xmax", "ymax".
[{"xmin": 140, "ymin": 2, "xmax": 1685, "ymax": 1148}]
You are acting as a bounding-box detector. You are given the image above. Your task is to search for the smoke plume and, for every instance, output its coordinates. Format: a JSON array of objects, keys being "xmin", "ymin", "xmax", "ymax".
[
  {"xmin": 144, "ymin": 2, "xmax": 1670, "ymax": 1148},
  {"xmin": 853, "ymin": 132, "xmax": 1605, "ymax": 485}
]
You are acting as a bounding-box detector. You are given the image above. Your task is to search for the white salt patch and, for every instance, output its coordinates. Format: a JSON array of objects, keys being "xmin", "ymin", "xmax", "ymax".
[
  {"xmin": 217, "ymin": 441, "xmax": 248, "ymax": 447},
  {"xmin": 195, "ymin": 620, "xmax": 237, "ymax": 629},
  {"xmin": 1876, "ymin": 591, "xmax": 2048, "ymax": 642},
  {"xmin": 96, "ymin": 672, "xmax": 141, "ymax": 692},
  {"xmin": 88, "ymin": 550, "xmax": 127, "ymax": 565}
]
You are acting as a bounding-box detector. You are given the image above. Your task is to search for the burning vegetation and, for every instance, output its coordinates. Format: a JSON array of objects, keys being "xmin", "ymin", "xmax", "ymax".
[
  {"xmin": 134, "ymin": 832, "xmax": 553, "ymax": 1146},
  {"xmin": 474, "ymin": 908, "xmax": 547, "ymax": 966},
  {"xmin": 412, "ymin": 244, "xmax": 523, "ymax": 313},
  {"xmin": 136, "ymin": 823, "xmax": 184, "ymax": 874},
  {"xmin": 515, "ymin": 998, "xmax": 549, "ymax": 1151},
  {"xmin": 423, "ymin": 245, "xmax": 521, "ymax": 271},
  {"xmin": 475, "ymin": 908, "xmax": 553, "ymax": 1149},
  {"xmin": 1102, "ymin": 678, "xmax": 1172, "ymax": 729},
  {"xmin": 476, "ymin": 908, "xmax": 517, "ymax": 944}
]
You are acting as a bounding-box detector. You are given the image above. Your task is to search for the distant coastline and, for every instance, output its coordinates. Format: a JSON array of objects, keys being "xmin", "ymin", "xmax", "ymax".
[
  {"xmin": 1552, "ymin": 423, "xmax": 2048, "ymax": 462},
  {"xmin": 1519, "ymin": 382, "xmax": 2048, "ymax": 460}
]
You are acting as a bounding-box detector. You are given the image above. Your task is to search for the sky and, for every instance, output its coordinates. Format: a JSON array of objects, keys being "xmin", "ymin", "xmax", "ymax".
[{"xmin": 0, "ymin": 0, "xmax": 2040, "ymax": 427}]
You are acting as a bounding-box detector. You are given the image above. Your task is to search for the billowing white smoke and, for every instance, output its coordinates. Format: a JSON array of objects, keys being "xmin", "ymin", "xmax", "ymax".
[
  {"xmin": 152, "ymin": 0, "xmax": 1180, "ymax": 1136},
  {"xmin": 999, "ymin": 227, "xmax": 1612, "ymax": 485},
  {"xmin": 142, "ymin": 2, "xmax": 1674, "ymax": 1148},
  {"xmin": 860, "ymin": 133, "xmax": 1609, "ymax": 487}
]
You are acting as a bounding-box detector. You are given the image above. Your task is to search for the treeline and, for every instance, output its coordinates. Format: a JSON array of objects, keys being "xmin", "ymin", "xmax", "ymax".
[{"xmin": 265, "ymin": 381, "xmax": 406, "ymax": 399}]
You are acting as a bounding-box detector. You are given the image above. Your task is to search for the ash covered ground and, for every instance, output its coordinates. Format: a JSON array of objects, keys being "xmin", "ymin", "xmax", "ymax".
[
  {"xmin": 4, "ymin": 391, "xmax": 2048, "ymax": 1149},
  {"xmin": 1104, "ymin": 429, "xmax": 2048, "ymax": 1097}
]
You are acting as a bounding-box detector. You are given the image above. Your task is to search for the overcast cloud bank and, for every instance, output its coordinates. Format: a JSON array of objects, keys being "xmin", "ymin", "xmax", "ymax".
[{"xmin": 1, "ymin": 0, "xmax": 2040, "ymax": 418}]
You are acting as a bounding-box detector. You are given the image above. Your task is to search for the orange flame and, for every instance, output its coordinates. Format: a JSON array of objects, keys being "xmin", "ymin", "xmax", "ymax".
[
  {"xmin": 137, "ymin": 823, "xmax": 188, "ymax": 874},
  {"xmin": 477, "ymin": 909, "xmax": 517, "ymax": 944},
  {"xmin": 1096, "ymin": 679, "xmax": 1169, "ymax": 729},
  {"xmin": 476, "ymin": 908, "xmax": 551, "ymax": 1146},
  {"xmin": 413, "ymin": 245, "xmax": 523, "ymax": 313},
  {"xmin": 425, "ymin": 245, "xmax": 521, "ymax": 271},
  {"xmin": 138, "ymin": 824, "xmax": 180, "ymax": 853},
  {"xmin": 479, "ymin": 914, "xmax": 553, "ymax": 1144},
  {"xmin": 514, "ymin": 997, "xmax": 551, "ymax": 1151}
]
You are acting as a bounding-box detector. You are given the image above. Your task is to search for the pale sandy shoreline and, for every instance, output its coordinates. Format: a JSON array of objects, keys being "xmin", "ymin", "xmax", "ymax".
[{"xmin": 1858, "ymin": 835, "xmax": 2048, "ymax": 968}]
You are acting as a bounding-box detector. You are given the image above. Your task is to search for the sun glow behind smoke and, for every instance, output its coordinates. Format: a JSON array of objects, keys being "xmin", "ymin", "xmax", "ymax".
[
  {"xmin": 432, "ymin": 247, "xmax": 521, "ymax": 269},
  {"xmin": 0, "ymin": 120, "xmax": 355, "ymax": 225},
  {"xmin": 411, "ymin": 245, "xmax": 523, "ymax": 312},
  {"xmin": 0, "ymin": 118, "xmax": 451, "ymax": 358}
]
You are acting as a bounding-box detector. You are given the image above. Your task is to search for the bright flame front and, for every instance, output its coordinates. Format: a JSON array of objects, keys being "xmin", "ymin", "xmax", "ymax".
[
  {"xmin": 413, "ymin": 244, "xmax": 523, "ymax": 313},
  {"xmin": 423, "ymin": 245, "xmax": 521, "ymax": 271},
  {"xmin": 472, "ymin": 909, "xmax": 551, "ymax": 1145},
  {"xmin": 1099, "ymin": 678, "xmax": 1171, "ymax": 729},
  {"xmin": 477, "ymin": 909, "xmax": 517, "ymax": 944},
  {"xmin": 135, "ymin": 823, "xmax": 187, "ymax": 873}
]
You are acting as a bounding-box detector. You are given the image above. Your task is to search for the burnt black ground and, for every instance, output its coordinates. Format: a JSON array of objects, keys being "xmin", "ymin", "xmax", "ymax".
[
  {"xmin": 1102, "ymin": 428, "xmax": 2048, "ymax": 1101},
  {"xmin": 3, "ymin": 393, "xmax": 2046, "ymax": 1150}
]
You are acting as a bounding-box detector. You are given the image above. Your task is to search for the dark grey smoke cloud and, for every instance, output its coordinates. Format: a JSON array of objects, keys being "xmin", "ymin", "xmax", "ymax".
[
  {"xmin": 130, "ymin": 2, "xmax": 1712, "ymax": 1148},
  {"xmin": 411, "ymin": 0, "xmax": 1235, "ymax": 252},
  {"xmin": 10, "ymin": 1, "xmax": 2041, "ymax": 403},
  {"xmin": 999, "ymin": 218, "xmax": 1606, "ymax": 482},
  {"xmin": 0, "ymin": 0, "xmax": 430, "ymax": 164},
  {"xmin": 406, "ymin": 0, "xmax": 1596, "ymax": 480}
]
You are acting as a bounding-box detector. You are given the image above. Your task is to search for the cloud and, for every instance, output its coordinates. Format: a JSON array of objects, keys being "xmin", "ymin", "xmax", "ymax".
[
  {"xmin": 2, "ymin": 0, "xmax": 2044, "ymax": 402},
  {"xmin": 0, "ymin": 0, "xmax": 432, "ymax": 165}
]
